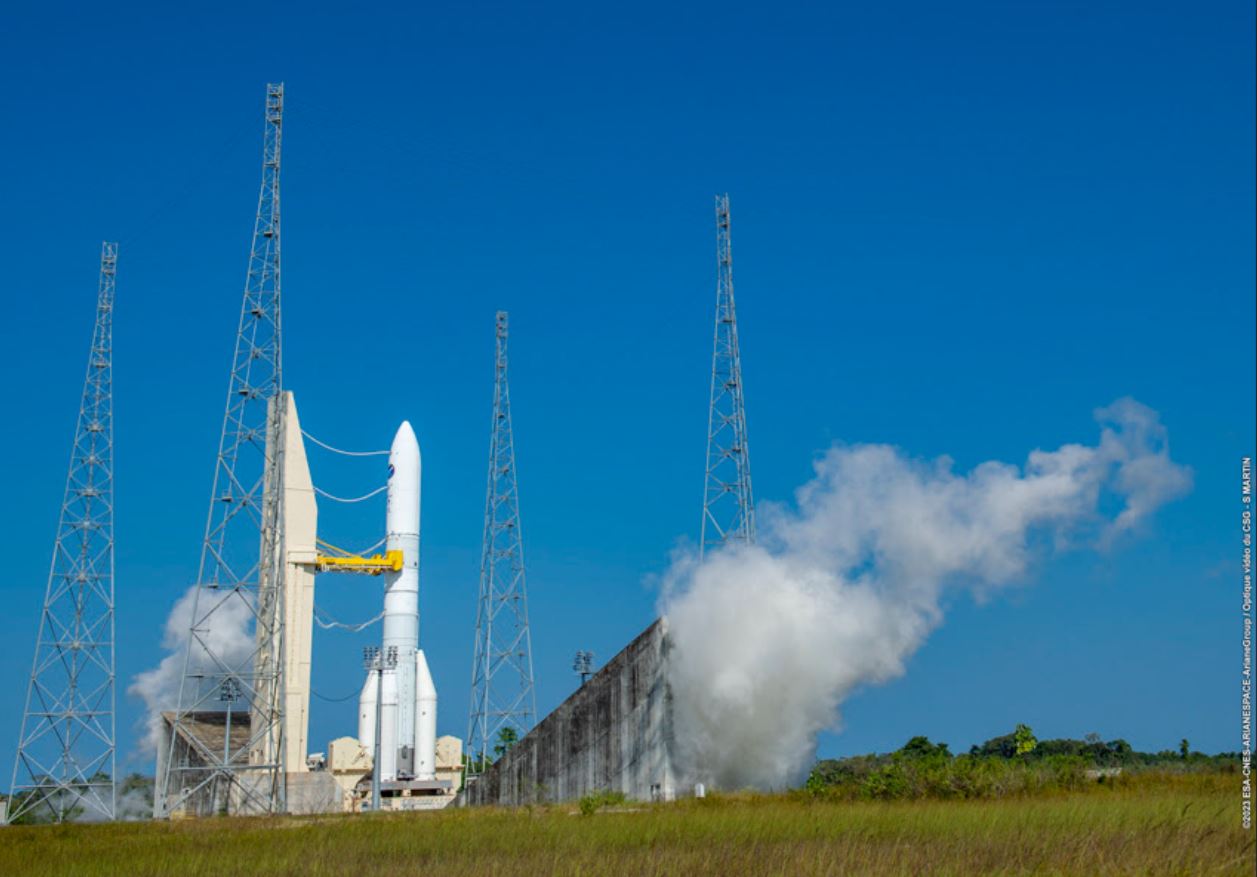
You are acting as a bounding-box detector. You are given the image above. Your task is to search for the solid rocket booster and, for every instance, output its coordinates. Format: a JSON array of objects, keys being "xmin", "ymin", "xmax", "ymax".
[
  {"xmin": 357, "ymin": 421, "xmax": 437, "ymax": 781},
  {"xmin": 415, "ymin": 649, "xmax": 437, "ymax": 779}
]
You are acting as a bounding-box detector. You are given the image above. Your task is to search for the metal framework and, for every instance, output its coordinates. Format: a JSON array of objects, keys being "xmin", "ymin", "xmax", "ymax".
[
  {"xmin": 467, "ymin": 312, "xmax": 537, "ymax": 773},
  {"xmin": 8, "ymin": 243, "xmax": 118, "ymax": 824},
  {"xmin": 700, "ymin": 194, "xmax": 756, "ymax": 555},
  {"xmin": 158, "ymin": 83, "xmax": 287, "ymax": 817}
]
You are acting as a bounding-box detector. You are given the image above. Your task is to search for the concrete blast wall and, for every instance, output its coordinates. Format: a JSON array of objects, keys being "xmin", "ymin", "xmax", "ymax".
[{"xmin": 462, "ymin": 619, "xmax": 677, "ymax": 806}]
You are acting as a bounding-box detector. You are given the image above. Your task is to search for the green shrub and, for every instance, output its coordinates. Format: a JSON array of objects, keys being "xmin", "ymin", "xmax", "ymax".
[
  {"xmin": 806, "ymin": 752, "xmax": 1097, "ymax": 802},
  {"xmin": 578, "ymin": 789, "xmax": 628, "ymax": 816}
]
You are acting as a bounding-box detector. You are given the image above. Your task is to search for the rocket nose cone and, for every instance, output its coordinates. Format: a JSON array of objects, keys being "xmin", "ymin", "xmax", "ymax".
[
  {"xmin": 392, "ymin": 421, "xmax": 419, "ymax": 454},
  {"xmin": 416, "ymin": 650, "xmax": 436, "ymax": 698}
]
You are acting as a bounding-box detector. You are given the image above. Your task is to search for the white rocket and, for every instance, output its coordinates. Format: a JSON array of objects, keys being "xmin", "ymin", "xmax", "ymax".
[{"xmin": 357, "ymin": 422, "xmax": 438, "ymax": 781}]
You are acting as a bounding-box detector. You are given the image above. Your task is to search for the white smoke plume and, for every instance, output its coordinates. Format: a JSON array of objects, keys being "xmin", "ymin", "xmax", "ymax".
[
  {"xmin": 661, "ymin": 398, "xmax": 1191, "ymax": 790},
  {"xmin": 128, "ymin": 585, "xmax": 255, "ymax": 756},
  {"xmin": 27, "ymin": 781, "xmax": 154, "ymax": 823},
  {"xmin": 114, "ymin": 782, "xmax": 156, "ymax": 821}
]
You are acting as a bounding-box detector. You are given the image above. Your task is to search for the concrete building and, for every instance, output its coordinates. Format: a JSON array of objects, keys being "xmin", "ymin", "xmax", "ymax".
[
  {"xmin": 297, "ymin": 735, "xmax": 463, "ymax": 813},
  {"xmin": 275, "ymin": 392, "xmax": 318, "ymax": 777},
  {"xmin": 461, "ymin": 619, "xmax": 678, "ymax": 806},
  {"xmin": 248, "ymin": 391, "xmax": 320, "ymax": 782},
  {"xmin": 158, "ymin": 718, "xmax": 463, "ymax": 816},
  {"xmin": 155, "ymin": 710, "xmax": 255, "ymax": 817}
]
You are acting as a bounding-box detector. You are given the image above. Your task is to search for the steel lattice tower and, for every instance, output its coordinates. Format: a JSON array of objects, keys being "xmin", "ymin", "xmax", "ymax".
[
  {"xmin": 158, "ymin": 83, "xmax": 286, "ymax": 817},
  {"xmin": 9, "ymin": 242, "xmax": 118, "ymax": 824},
  {"xmin": 700, "ymin": 194, "xmax": 756, "ymax": 556},
  {"xmin": 467, "ymin": 312, "xmax": 537, "ymax": 773}
]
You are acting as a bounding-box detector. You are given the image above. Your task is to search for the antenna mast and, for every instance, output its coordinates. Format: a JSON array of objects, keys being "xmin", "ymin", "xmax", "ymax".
[
  {"xmin": 466, "ymin": 312, "xmax": 537, "ymax": 773},
  {"xmin": 9, "ymin": 242, "xmax": 118, "ymax": 824},
  {"xmin": 158, "ymin": 83, "xmax": 286, "ymax": 817},
  {"xmin": 700, "ymin": 194, "xmax": 756, "ymax": 556}
]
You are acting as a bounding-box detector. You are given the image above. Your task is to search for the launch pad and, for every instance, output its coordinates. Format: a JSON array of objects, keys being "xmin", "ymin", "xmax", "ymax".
[
  {"xmin": 155, "ymin": 394, "xmax": 461, "ymax": 818},
  {"xmin": 17, "ymin": 83, "xmax": 752, "ymax": 823}
]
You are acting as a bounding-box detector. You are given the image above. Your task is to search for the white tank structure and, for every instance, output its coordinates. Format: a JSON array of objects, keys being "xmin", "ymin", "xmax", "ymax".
[{"xmin": 356, "ymin": 421, "xmax": 438, "ymax": 782}]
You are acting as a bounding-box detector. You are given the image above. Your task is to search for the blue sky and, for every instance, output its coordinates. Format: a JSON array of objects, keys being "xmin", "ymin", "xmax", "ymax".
[{"xmin": 0, "ymin": 0, "xmax": 1252, "ymax": 782}]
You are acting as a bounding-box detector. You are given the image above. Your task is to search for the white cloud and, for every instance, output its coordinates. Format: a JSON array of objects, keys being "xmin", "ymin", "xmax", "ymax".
[
  {"xmin": 127, "ymin": 585, "xmax": 254, "ymax": 756},
  {"xmin": 661, "ymin": 398, "xmax": 1191, "ymax": 790}
]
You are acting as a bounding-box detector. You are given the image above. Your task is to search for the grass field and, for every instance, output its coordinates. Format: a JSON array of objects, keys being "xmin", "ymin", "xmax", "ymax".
[{"xmin": 1, "ymin": 772, "xmax": 1251, "ymax": 876}]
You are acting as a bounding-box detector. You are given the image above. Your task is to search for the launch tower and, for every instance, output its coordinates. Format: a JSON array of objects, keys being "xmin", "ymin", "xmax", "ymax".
[
  {"xmin": 700, "ymin": 194, "xmax": 756, "ymax": 556},
  {"xmin": 158, "ymin": 82, "xmax": 287, "ymax": 817},
  {"xmin": 466, "ymin": 312, "xmax": 537, "ymax": 773},
  {"xmin": 9, "ymin": 243, "xmax": 118, "ymax": 823}
]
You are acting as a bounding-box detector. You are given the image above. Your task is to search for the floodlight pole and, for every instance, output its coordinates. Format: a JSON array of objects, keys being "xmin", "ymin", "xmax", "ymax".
[
  {"xmin": 220, "ymin": 678, "xmax": 240, "ymax": 770},
  {"xmin": 573, "ymin": 651, "xmax": 594, "ymax": 685}
]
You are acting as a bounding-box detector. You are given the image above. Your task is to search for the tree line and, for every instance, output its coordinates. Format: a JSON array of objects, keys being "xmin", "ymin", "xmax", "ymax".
[{"xmin": 804, "ymin": 726, "xmax": 1241, "ymax": 801}]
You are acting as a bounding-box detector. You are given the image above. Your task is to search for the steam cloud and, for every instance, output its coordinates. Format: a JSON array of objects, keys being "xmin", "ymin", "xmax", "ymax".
[
  {"xmin": 128, "ymin": 585, "xmax": 254, "ymax": 756},
  {"xmin": 661, "ymin": 398, "xmax": 1191, "ymax": 790},
  {"xmin": 38, "ymin": 781, "xmax": 156, "ymax": 823}
]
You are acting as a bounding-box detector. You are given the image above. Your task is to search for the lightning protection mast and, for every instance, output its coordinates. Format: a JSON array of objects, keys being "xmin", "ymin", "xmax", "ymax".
[
  {"xmin": 466, "ymin": 312, "xmax": 537, "ymax": 775},
  {"xmin": 9, "ymin": 242, "xmax": 118, "ymax": 824},
  {"xmin": 700, "ymin": 194, "xmax": 756, "ymax": 556},
  {"xmin": 158, "ymin": 83, "xmax": 286, "ymax": 817}
]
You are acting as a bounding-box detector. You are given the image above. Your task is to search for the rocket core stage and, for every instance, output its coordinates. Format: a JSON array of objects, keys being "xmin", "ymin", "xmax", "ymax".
[{"xmin": 358, "ymin": 422, "xmax": 438, "ymax": 781}]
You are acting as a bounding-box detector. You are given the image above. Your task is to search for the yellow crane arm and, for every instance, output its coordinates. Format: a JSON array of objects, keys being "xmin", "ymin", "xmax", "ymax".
[
  {"xmin": 310, "ymin": 551, "xmax": 403, "ymax": 575},
  {"xmin": 296, "ymin": 538, "xmax": 403, "ymax": 575}
]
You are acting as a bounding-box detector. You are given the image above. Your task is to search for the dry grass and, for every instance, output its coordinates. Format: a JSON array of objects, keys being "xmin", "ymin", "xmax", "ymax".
[{"xmin": 1, "ymin": 771, "xmax": 1250, "ymax": 876}]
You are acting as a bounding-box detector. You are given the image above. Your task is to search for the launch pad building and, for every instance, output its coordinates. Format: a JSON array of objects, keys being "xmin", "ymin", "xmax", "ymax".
[{"xmin": 461, "ymin": 619, "xmax": 678, "ymax": 806}]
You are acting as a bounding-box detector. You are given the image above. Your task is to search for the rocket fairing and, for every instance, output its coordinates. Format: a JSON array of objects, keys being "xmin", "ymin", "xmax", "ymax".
[{"xmin": 357, "ymin": 421, "xmax": 437, "ymax": 781}]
